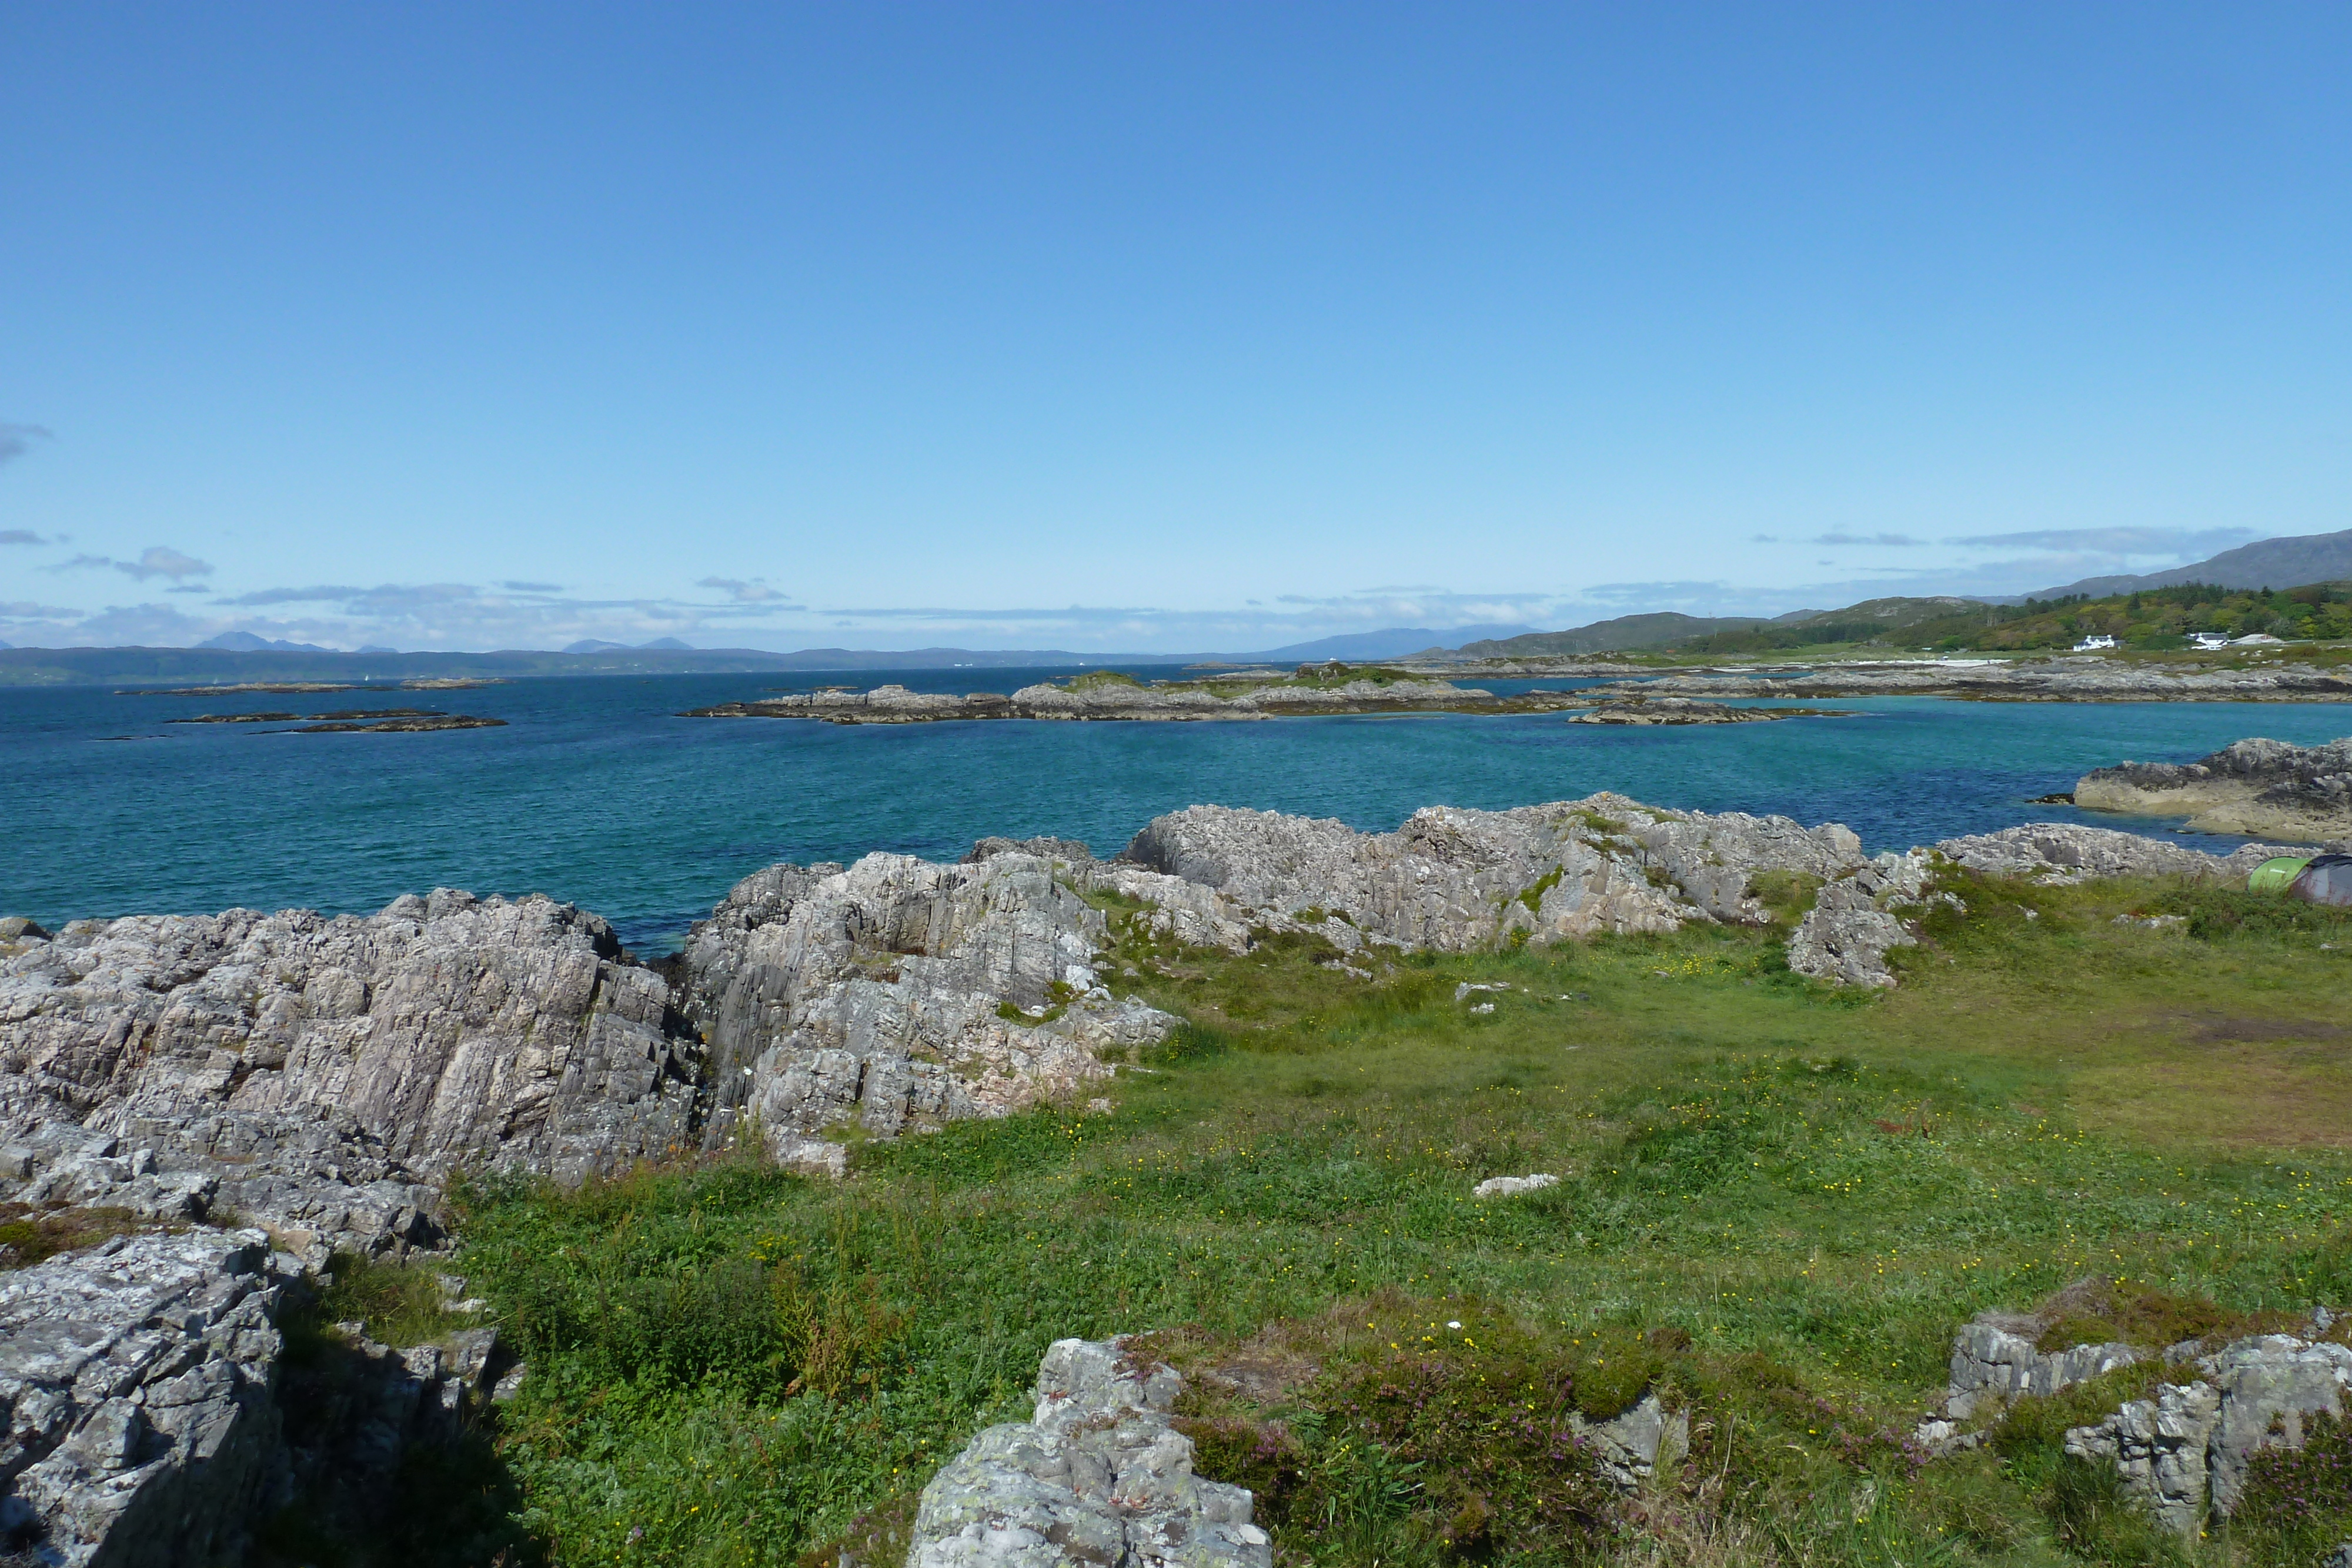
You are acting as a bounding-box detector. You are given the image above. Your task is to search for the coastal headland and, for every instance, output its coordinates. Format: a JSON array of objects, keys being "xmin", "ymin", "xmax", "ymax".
[{"xmin": 5, "ymin": 783, "xmax": 2351, "ymax": 1564}]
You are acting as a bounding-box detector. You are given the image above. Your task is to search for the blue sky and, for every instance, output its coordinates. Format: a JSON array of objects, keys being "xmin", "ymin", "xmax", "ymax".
[{"xmin": 4, "ymin": 3, "xmax": 2348, "ymax": 653}]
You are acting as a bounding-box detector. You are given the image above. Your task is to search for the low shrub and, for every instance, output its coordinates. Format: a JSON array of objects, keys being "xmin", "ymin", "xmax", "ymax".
[{"xmin": 2230, "ymin": 1409, "xmax": 2352, "ymax": 1564}]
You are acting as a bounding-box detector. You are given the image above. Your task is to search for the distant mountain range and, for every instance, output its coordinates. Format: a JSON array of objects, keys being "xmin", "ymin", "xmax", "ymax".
[
  {"xmin": 13, "ymin": 533, "xmax": 2350, "ymax": 683},
  {"xmin": 2023, "ymin": 527, "xmax": 2352, "ymax": 600},
  {"xmin": 197, "ymin": 631, "xmax": 338, "ymax": 653}
]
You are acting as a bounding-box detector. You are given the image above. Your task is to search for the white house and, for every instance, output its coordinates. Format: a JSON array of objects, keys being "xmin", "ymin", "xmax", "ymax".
[
  {"xmin": 2072, "ymin": 634, "xmax": 2119, "ymax": 652},
  {"xmin": 2190, "ymin": 631, "xmax": 2230, "ymax": 650}
]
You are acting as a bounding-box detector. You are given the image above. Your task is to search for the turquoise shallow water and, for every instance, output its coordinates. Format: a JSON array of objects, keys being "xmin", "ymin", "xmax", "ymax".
[{"xmin": 7, "ymin": 670, "xmax": 2349, "ymax": 951}]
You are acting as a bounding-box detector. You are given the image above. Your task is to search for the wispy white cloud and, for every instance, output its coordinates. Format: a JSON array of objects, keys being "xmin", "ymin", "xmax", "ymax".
[
  {"xmin": 1943, "ymin": 526, "xmax": 2251, "ymax": 554},
  {"xmin": 696, "ymin": 576, "xmax": 790, "ymax": 604},
  {"xmin": 0, "ymin": 424, "xmax": 51, "ymax": 465},
  {"xmin": 1811, "ymin": 531, "xmax": 1924, "ymax": 547},
  {"xmin": 116, "ymin": 546, "xmax": 212, "ymax": 581},
  {"xmin": 43, "ymin": 546, "xmax": 215, "ymax": 581}
]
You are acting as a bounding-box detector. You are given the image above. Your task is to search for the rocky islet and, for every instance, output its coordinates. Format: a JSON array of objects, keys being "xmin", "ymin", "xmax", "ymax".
[{"xmin": 2073, "ymin": 735, "xmax": 2352, "ymax": 840}]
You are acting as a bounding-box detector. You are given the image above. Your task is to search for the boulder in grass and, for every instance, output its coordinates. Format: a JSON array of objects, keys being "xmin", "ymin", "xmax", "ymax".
[{"xmin": 1473, "ymin": 1173, "xmax": 1559, "ymax": 1199}]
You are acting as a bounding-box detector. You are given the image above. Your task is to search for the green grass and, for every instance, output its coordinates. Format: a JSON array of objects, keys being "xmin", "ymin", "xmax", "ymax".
[{"xmin": 436, "ymin": 872, "xmax": 2352, "ymax": 1566}]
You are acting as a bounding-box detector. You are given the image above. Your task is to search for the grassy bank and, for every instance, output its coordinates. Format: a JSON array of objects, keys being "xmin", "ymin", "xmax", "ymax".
[{"xmin": 343, "ymin": 872, "xmax": 2351, "ymax": 1566}]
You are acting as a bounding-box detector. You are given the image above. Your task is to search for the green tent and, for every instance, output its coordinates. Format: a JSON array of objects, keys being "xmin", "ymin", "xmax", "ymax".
[
  {"xmin": 2249, "ymin": 857, "xmax": 2311, "ymax": 894},
  {"xmin": 2249, "ymin": 853, "xmax": 2352, "ymax": 906}
]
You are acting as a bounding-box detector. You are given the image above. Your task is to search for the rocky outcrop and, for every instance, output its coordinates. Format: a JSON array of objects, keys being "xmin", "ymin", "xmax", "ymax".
[
  {"xmin": 2062, "ymin": 1380, "xmax": 2221, "ymax": 1535},
  {"xmin": 906, "ymin": 1337, "xmax": 1272, "ymax": 1568},
  {"xmin": 0, "ymin": 1228, "xmax": 287, "ymax": 1567},
  {"xmin": 1576, "ymin": 1393, "xmax": 1690, "ymax": 1493},
  {"xmin": 0, "ymin": 1226, "xmax": 515, "ymax": 1567},
  {"xmin": 0, "ymin": 892, "xmax": 703, "ymax": 1263},
  {"xmin": 1785, "ymin": 878, "xmax": 1919, "ymax": 988},
  {"xmin": 2075, "ymin": 737, "xmax": 2352, "ymax": 840},
  {"xmin": 2201, "ymin": 1334, "xmax": 2352, "ymax": 1517},
  {"xmin": 1938, "ymin": 1318, "xmax": 2144, "ymax": 1422},
  {"xmin": 2056, "ymin": 1334, "xmax": 2352, "ymax": 1533},
  {"xmin": 1933, "ymin": 823, "xmax": 2314, "ymax": 884},
  {"xmin": 1920, "ymin": 1294, "xmax": 2352, "ymax": 1536},
  {"xmin": 676, "ymin": 851, "xmax": 1177, "ymax": 1173},
  {"xmin": 1117, "ymin": 794, "xmax": 1866, "ymax": 953}
]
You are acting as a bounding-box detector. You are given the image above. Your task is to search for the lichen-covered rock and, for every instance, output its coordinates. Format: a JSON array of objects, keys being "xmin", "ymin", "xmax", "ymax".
[
  {"xmin": 0, "ymin": 1229, "xmax": 286, "ymax": 1567},
  {"xmin": 1576, "ymin": 1392, "xmax": 1689, "ymax": 1493},
  {"xmin": 1930, "ymin": 824, "xmax": 2313, "ymax": 884},
  {"xmin": 1785, "ymin": 880, "xmax": 1918, "ymax": 988},
  {"xmin": 1939, "ymin": 1319, "xmax": 2142, "ymax": 1421},
  {"xmin": 0, "ymin": 893, "xmax": 703, "ymax": 1260},
  {"xmin": 907, "ymin": 1337, "xmax": 1272, "ymax": 1568},
  {"xmin": 677, "ymin": 854, "xmax": 1178, "ymax": 1169},
  {"xmin": 2075, "ymin": 737, "xmax": 2352, "ymax": 840},
  {"xmin": 1117, "ymin": 794, "xmax": 1864, "ymax": 953},
  {"xmin": 2063, "ymin": 1381, "xmax": 2221, "ymax": 1535},
  {"xmin": 2203, "ymin": 1334, "xmax": 2352, "ymax": 1518},
  {"xmin": 1932, "ymin": 1300, "xmax": 2352, "ymax": 1536}
]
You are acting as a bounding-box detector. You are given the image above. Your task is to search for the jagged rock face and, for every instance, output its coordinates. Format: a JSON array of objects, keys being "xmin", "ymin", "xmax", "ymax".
[
  {"xmin": 0, "ymin": 1229, "xmax": 285, "ymax": 1567},
  {"xmin": 678, "ymin": 852, "xmax": 1178, "ymax": 1172},
  {"xmin": 1117, "ymin": 794, "xmax": 1866, "ymax": 953},
  {"xmin": 1935, "ymin": 823, "xmax": 2313, "ymax": 884},
  {"xmin": 907, "ymin": 1337, "xmax": 1272, "ymax": 1568},
  {"xmin": 0, "ymin": 892, "xmax": 703, "ymax": 1259},
  {"xmin": 2076, "ymin": 737, "xmax": 2352, "ymax": 840}
]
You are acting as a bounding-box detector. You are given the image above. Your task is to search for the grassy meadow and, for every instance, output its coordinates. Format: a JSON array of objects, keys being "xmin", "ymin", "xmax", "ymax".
[{"xmin": 311, "ymin": 869, "xmax": 2352, "ymax": 1567}]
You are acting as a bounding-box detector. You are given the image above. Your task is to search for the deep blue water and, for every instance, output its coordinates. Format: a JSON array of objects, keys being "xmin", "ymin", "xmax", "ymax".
[{"xmin": 7, "ymin": 669, "xmax": 2348, "ymax": 951}]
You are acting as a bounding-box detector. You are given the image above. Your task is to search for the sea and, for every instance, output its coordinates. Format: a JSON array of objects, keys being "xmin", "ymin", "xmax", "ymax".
[{"xmin": 8, "ymin": 668, "xmax": 2348, "ymax": 952}]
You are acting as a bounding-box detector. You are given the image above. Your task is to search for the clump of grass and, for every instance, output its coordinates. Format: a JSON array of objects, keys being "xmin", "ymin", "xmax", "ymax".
[
  {"xmin": 1744, "ymin": 868, "xmax": 1822, "ymax": 925},
  {"xmin": 1063, "ymin": 668, "xmax": 1143, "ymax": 691},
  {"xmin": 2029, "ymin": 1276, "xmax": 2244, "ymax": 1353},
  {"xmin": 305, "ymin": 1249, "xmax": 470, "ymax": 1349},
  {"xmin": 0, "ymin": 1203, "xmax": 144, "ymax": 1268}
]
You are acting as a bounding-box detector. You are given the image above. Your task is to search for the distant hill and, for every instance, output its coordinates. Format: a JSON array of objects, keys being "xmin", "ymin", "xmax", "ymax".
[
  {"xmin": 1448, "ymin": 612, "xmax": 1779, "ymax": 659},
  {"xmin": 2027, "ymin": 528, "xmax": 2352, "ymax": 599},
  {"xmin": 198, "ymin": 630, "xmax": 336, "ymax": 653},
  {"xmin": 1245, "ymin": 626, "xmax": 1539, "ymax": 663},
  {"xmin": 562, "ymin": 637, "xmax": 697, "ymax": 653}
]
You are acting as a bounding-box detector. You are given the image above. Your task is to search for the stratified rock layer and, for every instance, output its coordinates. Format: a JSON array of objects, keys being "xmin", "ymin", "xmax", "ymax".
[
  {"xmin": 677, "ymin": 851, "xmax": 1178, "ymax": 1172},
  {"xmin": 1117, "ymin": 794, "xmax": 1865, "ymax": 951},
  {"xmin": 0, "ymin": 892, "xmax": 701, "ymax": 1261},
  {"xmin": 2075, "ymin": 737, "xmax": 2352, "ymax": 840},
  {"xmin": 906, "ymin": 1338, "xmax": 1272, "ymax": 1568}
]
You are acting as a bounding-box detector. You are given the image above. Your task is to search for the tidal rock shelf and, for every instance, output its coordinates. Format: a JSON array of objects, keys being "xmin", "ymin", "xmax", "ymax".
[
  {"xmin": 687, "ymin": 675, "xmax": 1593, "ymax": 723},
  {"xmin": 1565, "ymin": 697, "xmax": 1850, "ymax": 724},
  {"xmin": 2074, "ymin": 736, "xmax": 2352, "ymax": 840},
  {"xmin": 162, "ymin": 709, "xmax": 507, "ymax": 733}
]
